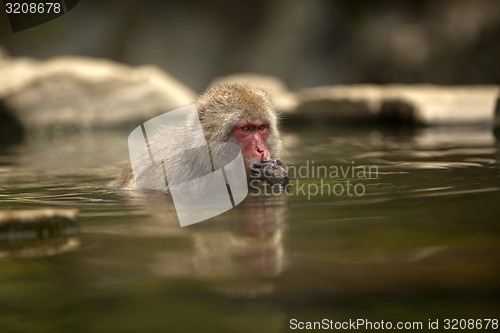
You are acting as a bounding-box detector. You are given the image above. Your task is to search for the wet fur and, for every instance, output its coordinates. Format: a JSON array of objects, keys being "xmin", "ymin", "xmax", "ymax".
[{"xmin": 111, "ymin": 84, "xmax": 282, "ymax": 191}]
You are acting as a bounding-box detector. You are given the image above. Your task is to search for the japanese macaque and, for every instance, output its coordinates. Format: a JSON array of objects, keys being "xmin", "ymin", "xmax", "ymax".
[{"xmin": 111, "ymin": 84, "xmax": 287, "ymax": 191}]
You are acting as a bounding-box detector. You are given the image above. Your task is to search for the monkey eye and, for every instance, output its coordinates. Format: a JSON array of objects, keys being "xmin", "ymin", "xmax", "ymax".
[
  {"xmin": 258, "ymin": 125, "xmax": 266, "ymax": 131},
  {"xmin": 241, "ymin": 125, "xmax": 250, "ymax": 131}
]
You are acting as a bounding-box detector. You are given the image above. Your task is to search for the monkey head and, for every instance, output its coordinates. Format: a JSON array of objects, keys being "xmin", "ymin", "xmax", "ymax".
[{"xmin": 196, "ymin": 84, "xmax": 282, "ymax": 172}]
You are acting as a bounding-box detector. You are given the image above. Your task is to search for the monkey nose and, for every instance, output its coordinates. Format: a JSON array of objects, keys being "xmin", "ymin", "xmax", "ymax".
[{"xmin": 256, "ymin": 147, "xmax": 269, "ymax": 161}]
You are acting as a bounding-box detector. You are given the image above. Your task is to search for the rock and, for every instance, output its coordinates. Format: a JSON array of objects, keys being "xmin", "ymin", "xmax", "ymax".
[
  {"xmin": 292, "ymin": 85, "xmax": 382, "ymax": 123},
  {"xmin": 0, "ymin": 54, "xmax": 196, "ymax": 131},
  {"xmin": 0, "ymin": 208, "xmax": 80, "ymax": 258},
  {"xmin": 209, "ymin": 73, "xmax": 298, "ymax": 113},
  {"xmin": 379, "ymin": 99, "xmax": 420, "ymax": 126},
  {"xmin": 293, "ymin": 85, "xmax": 500, "ymax": 126},
  {"xmin": 0, "ymin": 208, "xmax": 79, "ymax": 239},
  {"xmin": 494, "ymin": 95, "xmax": 500, "ymax": 139},
  {"xmin": 207, "ymin": 79, "xmax": 499, "ymax": 126},
  {"xmin": 385, "ymin": 85, "xmax": 499, "ymax": 125},
  {"xmin": 0, "ymin": 100, "xmax": 24, "ymax": 146}
]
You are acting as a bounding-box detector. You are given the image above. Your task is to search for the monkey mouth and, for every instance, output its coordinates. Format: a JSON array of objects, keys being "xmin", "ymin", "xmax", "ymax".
[
  {"xmin": 249, "ymin": 159, "xmax": 269, "ymax": 173},
  {"xmin": 249, "ymin": 159, "xmax": 289, "ymax": 188}
]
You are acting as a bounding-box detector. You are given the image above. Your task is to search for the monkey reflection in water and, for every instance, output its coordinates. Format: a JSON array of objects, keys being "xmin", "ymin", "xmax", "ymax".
[
  {"xmin": 146, "ymin": 194, "xmax": 288, "ymax": 298},
  {"xmin": 111, "ymin": 84, "xmax": 290, "ymax": 297}
]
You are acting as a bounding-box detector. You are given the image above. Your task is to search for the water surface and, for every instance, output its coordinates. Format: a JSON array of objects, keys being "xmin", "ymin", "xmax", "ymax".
[{"xmin": 1, "ymin": 126, "xmax": 499, "ymax": 332}]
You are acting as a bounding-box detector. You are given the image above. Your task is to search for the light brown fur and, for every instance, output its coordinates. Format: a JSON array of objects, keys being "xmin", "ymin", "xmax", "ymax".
[{"xmin": 111, "ymin": 84, "xmax": 282, "ymax": 191}]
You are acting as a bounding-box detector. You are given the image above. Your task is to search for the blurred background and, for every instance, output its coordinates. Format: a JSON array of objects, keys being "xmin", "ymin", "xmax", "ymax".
[
  {"xmin": 1, "ymin": 2, "xmax": 500, "ymax": 332},
  {"xmin": 1, "ymin": 0, "xmax": 499, "ymax": 92}
]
